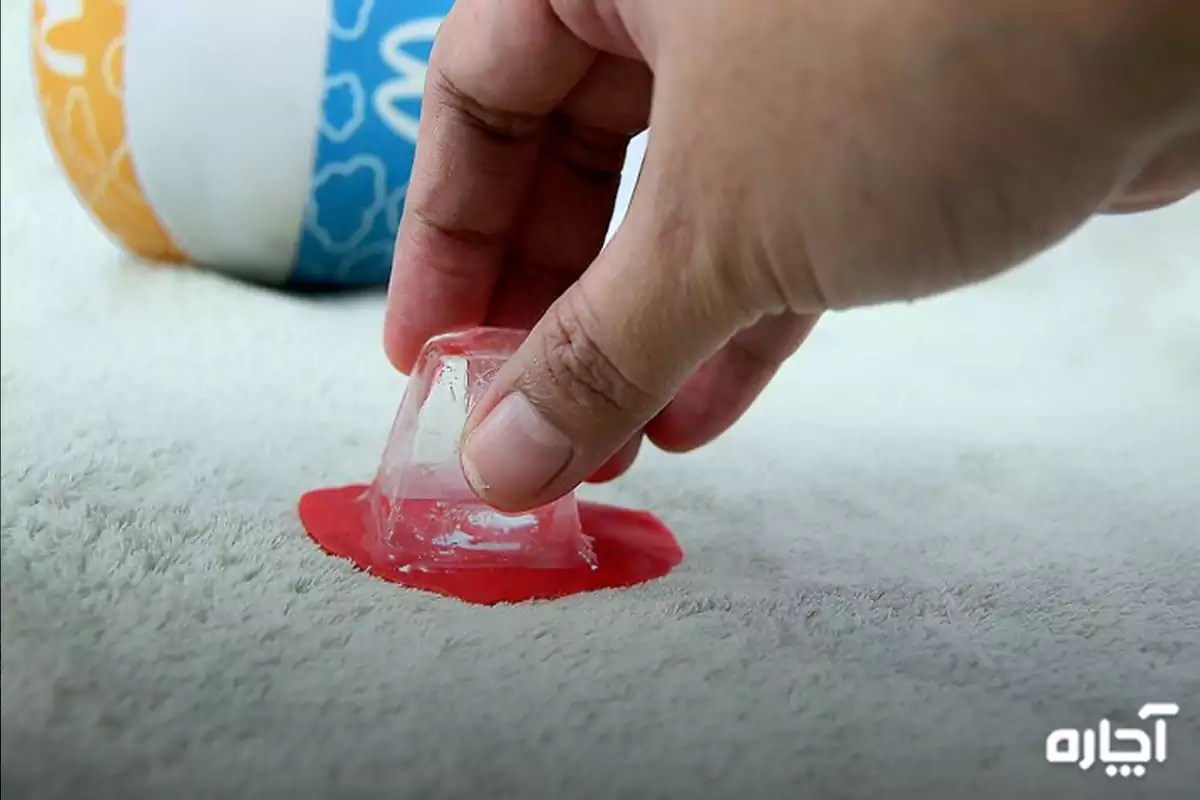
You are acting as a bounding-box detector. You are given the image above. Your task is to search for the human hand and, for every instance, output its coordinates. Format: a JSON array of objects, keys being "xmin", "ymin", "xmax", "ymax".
[{"xmin": 384, "ymin": 0, "xmax": 1200, "ymax": 512}]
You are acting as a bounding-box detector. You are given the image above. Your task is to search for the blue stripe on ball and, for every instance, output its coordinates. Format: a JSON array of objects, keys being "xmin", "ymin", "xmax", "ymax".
[{"xmin": 290, "ymin": 0, "xmax": 451, "ymax": 287}]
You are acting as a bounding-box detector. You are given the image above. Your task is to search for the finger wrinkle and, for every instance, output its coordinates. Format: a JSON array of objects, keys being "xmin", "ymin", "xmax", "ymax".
[
  {"xmin": 408, "ymin": 206, "xmax": 508, "ymax": 251},
  {"xmin": 431, "ymin": 70, "xmax": 548, "ymax": 142}
]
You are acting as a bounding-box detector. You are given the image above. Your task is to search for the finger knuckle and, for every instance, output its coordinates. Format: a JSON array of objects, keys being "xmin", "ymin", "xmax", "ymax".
[
  {"xmin": 533, "ymin": 292, "xmax": 656, "ymax": 414},
  {"xmin": 408, "ymin": 207, "xmax": 504, "ymax": 252},
  {"xmin": 547, "ymin": 112, "xmax": 630, "ymax": 189},
  {"xmin": 429, "ymin": 69, "xmax": 544, "ymax": 144}
]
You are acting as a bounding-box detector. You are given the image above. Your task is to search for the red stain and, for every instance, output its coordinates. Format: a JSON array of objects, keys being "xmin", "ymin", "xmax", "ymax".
[{"xmin": 299, "ymin": 484, "xmax": 684, "ymax": 605}]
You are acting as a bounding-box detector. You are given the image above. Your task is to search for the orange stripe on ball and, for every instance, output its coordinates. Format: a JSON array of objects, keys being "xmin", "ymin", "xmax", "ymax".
[{"xmin": 33, "ymin": 0, "xmax": 186, "ymax": 264}]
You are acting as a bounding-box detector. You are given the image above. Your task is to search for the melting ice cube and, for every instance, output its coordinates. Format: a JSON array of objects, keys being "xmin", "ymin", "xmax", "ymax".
[{"xmin": 366, "ymin": 328, "xmax": 595, "ymax": 570}]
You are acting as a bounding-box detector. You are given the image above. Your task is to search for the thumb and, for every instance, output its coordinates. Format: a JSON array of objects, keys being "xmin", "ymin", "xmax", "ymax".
[{"xmin": 458, "ymin": 195, "xmax": 751, "ymax": 512}]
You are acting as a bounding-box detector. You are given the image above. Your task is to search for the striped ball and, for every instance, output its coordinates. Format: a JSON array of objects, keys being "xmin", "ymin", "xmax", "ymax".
[{"xmin": 32, "ymin": 0, "xmax": 452, "ymax": 287}]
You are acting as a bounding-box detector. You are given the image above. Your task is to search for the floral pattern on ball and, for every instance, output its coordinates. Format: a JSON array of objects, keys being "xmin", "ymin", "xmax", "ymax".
[
  {"xmin": 293, "ymin": 0, "xmax": 451, "ymax": 287},
  {"xmin": 33, "ymin": 0, "xmax": 184, "ymax": 263}
]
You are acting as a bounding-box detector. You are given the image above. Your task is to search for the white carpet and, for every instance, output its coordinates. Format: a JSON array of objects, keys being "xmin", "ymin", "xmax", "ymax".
[{"xmin": 3, "ymin": 4, "xmax": 1198, "ymax": 798}]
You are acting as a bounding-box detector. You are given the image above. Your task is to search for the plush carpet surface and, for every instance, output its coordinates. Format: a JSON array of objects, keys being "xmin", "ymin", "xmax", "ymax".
[{"xmin": 2, "ymin": 3, "xmax": 1198, "ymax": 798}]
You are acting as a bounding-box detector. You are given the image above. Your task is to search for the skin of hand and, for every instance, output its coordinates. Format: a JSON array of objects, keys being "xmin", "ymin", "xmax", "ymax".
[{"xmin": 384, "ymin": 0, "xmax": 1200, "ymax": 512}]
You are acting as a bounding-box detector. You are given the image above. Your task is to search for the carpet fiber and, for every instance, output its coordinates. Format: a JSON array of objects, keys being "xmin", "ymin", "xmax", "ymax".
[{"xmin": 2, "ymin": 4, "xmax": 1198, "ymax": 798}]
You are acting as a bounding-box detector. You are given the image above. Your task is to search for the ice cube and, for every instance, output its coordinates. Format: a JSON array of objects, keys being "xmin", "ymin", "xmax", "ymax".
[{"xmin": 365, "ymin": 328, "xmax": 595, "ymax": 570}]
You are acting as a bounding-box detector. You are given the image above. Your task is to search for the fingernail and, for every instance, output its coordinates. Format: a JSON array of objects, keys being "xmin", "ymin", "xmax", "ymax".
[{"xmin": 461, "ymin": 392, "xmax": 573, "ymax": 508}]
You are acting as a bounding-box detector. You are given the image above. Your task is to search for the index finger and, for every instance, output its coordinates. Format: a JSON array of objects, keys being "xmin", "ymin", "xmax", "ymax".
[{"xmin": 384, "ymin": 0, "xmax": 596, "ymax": 372}]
